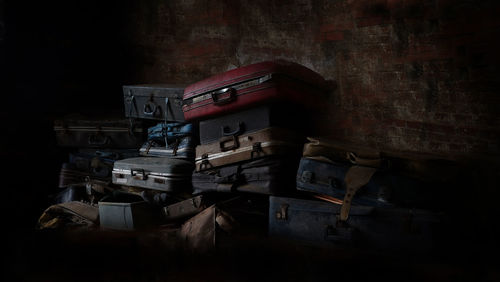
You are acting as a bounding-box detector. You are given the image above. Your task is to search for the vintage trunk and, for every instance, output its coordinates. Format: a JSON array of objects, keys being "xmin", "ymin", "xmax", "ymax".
[
  {"xmin": 123, "ymin": 84, "xmax": 186, "ymax": 122},
  {"xmin": 54, "ymin": 118, "xmax": 145, "ymax": 149}
]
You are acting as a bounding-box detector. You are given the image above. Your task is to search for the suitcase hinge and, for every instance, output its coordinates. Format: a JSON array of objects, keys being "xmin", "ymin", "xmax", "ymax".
[
  {"xmin": 250, "ymin": 142, "xmax": 264, "ymax": 159},
  {"xmin": 275, "ymin": 204, "xmax": 289, "ymax": 220}
]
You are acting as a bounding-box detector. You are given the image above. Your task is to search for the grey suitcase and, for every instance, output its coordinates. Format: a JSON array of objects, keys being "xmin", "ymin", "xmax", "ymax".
[
  {"xmin": 112, "ymin": 157, "xmax": 194, "ymax": 192},
  {"xmin": 98, "ymin": 193, "xmax": 161, "ymax": 230},
  {"xmin": 123, "ymin": 84, "xmax": 186, "ymax": 122}
]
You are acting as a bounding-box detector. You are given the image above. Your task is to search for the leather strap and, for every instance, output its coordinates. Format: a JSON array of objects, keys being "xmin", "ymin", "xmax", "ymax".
[{"xmin": 340, "ymin": 166, "xmax": 377, "ymax": 221}]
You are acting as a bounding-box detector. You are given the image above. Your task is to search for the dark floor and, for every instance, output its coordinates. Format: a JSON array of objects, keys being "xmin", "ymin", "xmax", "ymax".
[{"xmin": 4, "ymin": 224, "xmax": 500, "ymax": 282}]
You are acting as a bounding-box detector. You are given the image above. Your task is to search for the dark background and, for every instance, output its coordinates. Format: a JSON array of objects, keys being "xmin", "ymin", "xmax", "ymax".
[{"xmin": 1, "ymin": 0, "xmax": 500, "ymax": 281}]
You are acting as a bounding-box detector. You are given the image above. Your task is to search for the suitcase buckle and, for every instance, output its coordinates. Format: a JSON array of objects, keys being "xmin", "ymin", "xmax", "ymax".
[{"xmin": 250, "ymin": 142, "xmax": 264, "ymax": 159}]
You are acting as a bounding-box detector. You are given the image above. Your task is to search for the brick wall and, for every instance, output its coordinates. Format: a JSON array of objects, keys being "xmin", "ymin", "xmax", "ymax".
[{"xmin": 122, "ymin": 0, "xmax": 500, "ymax": 158}]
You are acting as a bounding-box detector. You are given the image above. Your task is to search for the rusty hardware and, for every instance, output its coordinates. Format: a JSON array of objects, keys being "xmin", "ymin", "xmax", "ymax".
[
  {"xmin": 250, "ymin": 142, "xmax": 264, "ymax": 159},
  {"xmin": 199, "ymin": 154, "xmax": 213, "ymax": 170},
  {"xmin": 275, "ymin": 204, "xmax": 289, "ymax": 220}
]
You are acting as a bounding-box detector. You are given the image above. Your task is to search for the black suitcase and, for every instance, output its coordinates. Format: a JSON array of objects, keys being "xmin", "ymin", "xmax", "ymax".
[
  {"xmin": 123, "ymin": 84, "xmax": 186, "ymax": 122},
  {"xmin": 296, "ymin": 157, "xmax": 434, "ymax": 208},
  {"xmin": 68, "ymin": 149, "xmax": 140, "ymax": 179},
  {"xmin": 199, "ymin": 104, "xmax": 307, "ymax": 145},
  {"xmin": 58, "ymin": 163, "xmax": 111, "ymax": 188},
  {"xmin": 54, "ymin": 118, "xmax": 145, "ymax": 149},
  {"xmin": 269, "ymin": 196, "xmax": 444, "ymax": 254},
  {"xmin": 192, "ymin": 156, "xmax": 299, "ymax": 195}
]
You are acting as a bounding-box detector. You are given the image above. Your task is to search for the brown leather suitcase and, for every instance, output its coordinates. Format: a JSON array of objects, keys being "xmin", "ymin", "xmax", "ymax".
[{"xmin": 195, "ymin": 127, "xmax": 304, "ymax": 171}]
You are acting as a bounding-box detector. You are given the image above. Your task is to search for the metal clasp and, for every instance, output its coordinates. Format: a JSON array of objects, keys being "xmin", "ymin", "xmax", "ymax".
[{"xmin": 275, "ymin": 204, "xmax": 289, "ymax": 220}]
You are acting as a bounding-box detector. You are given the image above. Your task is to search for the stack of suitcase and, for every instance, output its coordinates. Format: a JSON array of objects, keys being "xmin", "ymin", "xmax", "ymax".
[
  {"xmin": 40, "ymin": 60, "xmax": 456, "ymax": 255},
  {"xmin": 185, "ymin": 60, "xmax": 328, "ymax": 196},
  {"xmin": 52, "ymin": 117, "xmax": 145, "ymax": 204}
]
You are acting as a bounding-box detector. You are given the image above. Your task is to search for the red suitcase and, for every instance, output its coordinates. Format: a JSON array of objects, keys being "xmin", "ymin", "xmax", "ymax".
[{"xmin": 182, "ymin": 60, "xmax": 328, "ymax": 121}]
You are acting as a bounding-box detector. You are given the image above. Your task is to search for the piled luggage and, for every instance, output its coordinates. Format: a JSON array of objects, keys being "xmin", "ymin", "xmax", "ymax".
[{"xmin": 39, "ymin": 60, "xmax": 457, "ymax": 255}]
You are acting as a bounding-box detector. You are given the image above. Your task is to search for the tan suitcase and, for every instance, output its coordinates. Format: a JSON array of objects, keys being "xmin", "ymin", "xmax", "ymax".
[{"xmin": 195, "ymin": 127, "xmax": 303, "ymax": 171}]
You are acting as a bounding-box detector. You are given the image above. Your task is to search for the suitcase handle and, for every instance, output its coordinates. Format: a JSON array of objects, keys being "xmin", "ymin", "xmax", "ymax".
[
  {"xmin": 212, "ymin": 87, "xmax": 236, "ymax": 105},
  {"xmin": 143, "ymin": 103, "xmax": 159, "ymax": 117},
  {"xmin": 221, "ymin": 122, "xmax": 244, "ymax": 137},
  {"xmin": 131, "ymin": 168, "xmax": 148, "ymax": 180},
  {"xmin": 88, "ymin": 134, "xmax": 110, "ymax": 146},
  {"xmin": 219, "ymin": 135, "xmax": 240, "ymax": 152}
]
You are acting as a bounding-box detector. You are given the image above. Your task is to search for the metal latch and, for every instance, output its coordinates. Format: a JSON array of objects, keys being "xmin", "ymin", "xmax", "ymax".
[
  {"xmin": 301, "ymin": 170, "xmax": 314, "ymax": 183},
  {"xmin": 275, "ymin": 204, "xmax": 289, "ymax": 220},
  {"xmin": 250, "ymin": 142, "xmax": 263, "ymax": 159},
  {"xmin": 199, "ymin": 154, "xmax": 212, "ymax": 170}
]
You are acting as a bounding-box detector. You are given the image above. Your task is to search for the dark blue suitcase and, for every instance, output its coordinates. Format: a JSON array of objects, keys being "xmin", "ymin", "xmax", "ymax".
[
  {"xmin": 69, "ymin": 149, "xmax": 140, "ymax": 178},
  {"xmin": 139, "ymin": 122, "xmax": 197, "ymax": 159},
  {"xmin": 269, "ymin": 196, "xmax": 444, "ymax": 254},
  {"xmin": 296, "ymin": 157, "xmax": 432, "ymax": 208}
]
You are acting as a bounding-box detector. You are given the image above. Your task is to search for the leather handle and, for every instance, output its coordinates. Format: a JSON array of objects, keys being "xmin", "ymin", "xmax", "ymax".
[
  {"xmin": 221, "ymin": 122, "xmax": 244, "ymax": 137},
  {"xmin": 87, "ymin": 134, "xmax": 110, "ymax": 146},
  {"xmin": 143, "ymin": 103, "xmax": 158, "ymax": 116},
  {"xmin": 130, "ymin": 168, "xmax": 148, "ymax": 180},
  {"xmin": 219, "ymin": 135, "xmax": 239, "ymax": 152},
  {"xmin": 212, "ymin": 87, "xmax": 236, "ymax": 105}
]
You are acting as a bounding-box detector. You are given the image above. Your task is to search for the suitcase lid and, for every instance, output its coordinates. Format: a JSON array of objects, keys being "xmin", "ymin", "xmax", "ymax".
[
  {"xmin": 113, "ymin": 157, "xmax": 194, "ymax": 176},
  {"xmin": 123, "ymin": 84, "xmax": 187, "ymax": 97},
  {"xmin": 183, "ymin": 60, "xmax": 327, "ymax": 100}
]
